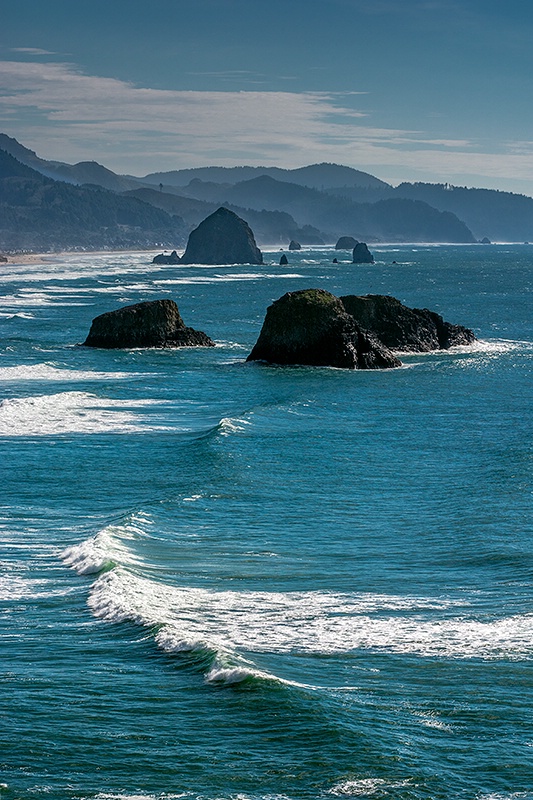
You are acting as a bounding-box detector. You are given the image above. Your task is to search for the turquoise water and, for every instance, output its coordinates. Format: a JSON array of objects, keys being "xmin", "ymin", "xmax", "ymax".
[{"xmin": 1, "ymin": 244, "xmax": 532, "ymax": 800}]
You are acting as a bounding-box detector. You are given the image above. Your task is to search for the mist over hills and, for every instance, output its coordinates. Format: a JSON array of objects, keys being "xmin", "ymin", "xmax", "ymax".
[{"xmin": 2, "ymin": 132, "xmax": 533, "ymax": 251}]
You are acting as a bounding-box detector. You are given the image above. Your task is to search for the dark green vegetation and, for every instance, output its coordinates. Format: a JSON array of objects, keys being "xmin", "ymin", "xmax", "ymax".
[
  {"xmin": 2, "ymin": 132, "xmax": 533, "ymax": 249},
  {"xmin": 0, "ymin": 149, "xmax": 187, "ymax": 251}
]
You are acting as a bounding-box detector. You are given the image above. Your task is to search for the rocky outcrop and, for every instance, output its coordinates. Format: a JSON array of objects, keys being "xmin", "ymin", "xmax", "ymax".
[
  {"xmin": 279, "ymin": 254, "xmax": 288, "ymax": 265},
  {"xmin": 180, "ymin": 207, "xmax": 263, "ymax": 265},
  {"xmin": 340, "ymin": 294, "xmax": 476, "ymax": 351},
  {"xmin": 288, "ymin": 240, "xmax": 301, "ymax": 250},
  {"xmin": 352, "ymin": 242, "xmax": 374, "ymax": 263},
  {"xmin": 152, "ymin": 250, "xmax": 181, "ymax": 264},
  {"xmin": 246, "ymin": 289, "xmax": 401, "ymax": 370},
  {"xmin": 83, "ymin": 299, "xmax": 215, "ymax": 349},
  {"xmin": 335, "ymin": 236, "xmax": 358, "ymax": 250}
]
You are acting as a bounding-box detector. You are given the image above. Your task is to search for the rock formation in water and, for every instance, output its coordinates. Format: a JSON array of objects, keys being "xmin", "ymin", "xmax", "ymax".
[
  {"xmin": 246, "ymin": 288, "xmax": 401, "ymax": 370},
  {"xmin": 180, "ymin": 206, "xmax": 263, "ymax": 265},
  {"xmin": 288, "ymin": 240, "xmax": 301, "ymax": 250},
  {"xmin": 340, "ymin": 294, "xmax": 476, "ymax": 351},
  {"xmin": 335, "ymin": 236, "xmax": 358, "ymax": 250},
  {"xmin": 83, "ymin": 299, "xmax": 215, "ymax": 349},
  {"xmin": 152, "ymin": 250, "xmax": 181, "ymax": 264},
  {"xmin": 352, "ymin": 242, "xmax": 375, "ymax": 263},
  {"xmin": 279, "ymin": 254, "xmax": 289, "ymax": 265}
]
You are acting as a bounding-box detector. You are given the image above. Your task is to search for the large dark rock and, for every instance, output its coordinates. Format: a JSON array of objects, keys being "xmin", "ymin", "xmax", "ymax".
[
  {"xmin": 83, "ymin": 299, "xmax": 215, "ymax": 349},
  {"xmin": 288, "ymin": 240, "xmax": 301, "ymax": 250},
  {"xmin": 152, "ymin": 250, "xmax": 181, "ymax": 264},
  {"xmin": 340, "ymin": 294, "xmax": 476, "ymax": 351},
  {"xmin": 335, "ymin": 236, "xmax": 358, "ymax": 250},
  {"xmin": 352, "ymin": 242, "xmax": 374, "ymax": 263},
  {"xmin": 180, "ymin": 206, "xmax": 263, "ymax": 265},
  {"xmin": 246, "ymin": 289, "xmax": 401, "ymax": 369},
  {"xmin": 279, "ymin": 254, "xmax": 289, "ymax": 265}
]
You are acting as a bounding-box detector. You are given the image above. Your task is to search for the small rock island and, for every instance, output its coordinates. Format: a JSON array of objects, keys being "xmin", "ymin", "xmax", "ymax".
[
  {"xmin": 352, "ymin": 243, "xmax": 375, "ymax": 263},
  {"xmin": 83, "ymin": 299, "xmax": 215, "ymax": 349},
  {"xmin": 246, "ymin": 289, "xmax": 401, "ymax": 370},
  {"xmin": 340, "ymin": 294, "xmax": 476, "ymax": 351},
  {"xmin": 247, "ymin": 289, "xmax": 476, "ymax": 369}
]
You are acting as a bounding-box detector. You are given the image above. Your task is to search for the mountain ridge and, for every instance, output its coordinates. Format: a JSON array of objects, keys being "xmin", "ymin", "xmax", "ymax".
[{"xmin": 2, "ymin": 133, "xmax": 533, "ymax": 246}]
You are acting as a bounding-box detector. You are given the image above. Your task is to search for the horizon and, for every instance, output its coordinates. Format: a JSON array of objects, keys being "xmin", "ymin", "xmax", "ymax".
[{"xmin": 2, "ymin": 1, "xmax": 533, "ymax": 194}]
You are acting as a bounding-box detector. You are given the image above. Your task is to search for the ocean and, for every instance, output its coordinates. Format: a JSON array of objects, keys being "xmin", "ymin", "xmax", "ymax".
[{"xmin": 1, "ymin": 243, "xmax": 532, "ymax": 800}]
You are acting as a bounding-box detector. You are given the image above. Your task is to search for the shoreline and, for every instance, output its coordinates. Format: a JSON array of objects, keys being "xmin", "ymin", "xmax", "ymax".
[{"xmin": 0, "ymin": 248, "xmax": 162, "ymax": 266}]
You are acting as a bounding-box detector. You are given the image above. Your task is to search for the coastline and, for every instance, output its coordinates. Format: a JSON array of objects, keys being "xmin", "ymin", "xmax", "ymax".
[{"xmin": 0, "ymin": 248, "xmax": 161, "ymax": 266}]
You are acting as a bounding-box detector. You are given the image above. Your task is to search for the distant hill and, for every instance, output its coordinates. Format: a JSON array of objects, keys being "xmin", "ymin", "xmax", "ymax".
[
  {"xmin": 123, "ymin": 187, "xmax": 325, "ymax": 244},
  {"xmin": 392, "ymin": 182, "xmax": 533, "ymax": 242},
  {"xmin": 0, "ymin": 133, "xmax": 142, "ymax": 192},
  {"xmin": 176, "ymin": 174, "xmax": 475, "ymax": 242},
  {"xmin": 0, "ymin": 149, "xmax": 187, "ymax": 251},
  {"xmin": 139, "ymin": 162, "xmax": 389, "ymax": 191}
]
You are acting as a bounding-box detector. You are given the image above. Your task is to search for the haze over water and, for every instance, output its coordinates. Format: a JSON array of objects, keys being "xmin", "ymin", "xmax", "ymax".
[{"xmin": 1, "ymin": 244, "xmax": 532, "ymax": 800}]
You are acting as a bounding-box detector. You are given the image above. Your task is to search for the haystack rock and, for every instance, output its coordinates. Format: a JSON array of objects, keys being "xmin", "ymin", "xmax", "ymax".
[
  {"xmin": 335, "ymin": 236, "xmax": 358, "ymax": 250},
  {"xmin": 180, "ymin": 207, "xmax": 263, "ymax": 265},
  {"xmin": 288, "ymin": 240, "xmax": 301, "ymax": 250},
  {"xmin": 83, "ymin": 299, "xmax": 215, "ymax": 349},
  {"xmin": 246, "ymin": 288, "xmax": 401, "ymax": 370},
  {"xmin": 340, "ymin": 294, "xmax": 476, "ymax": 351},
  {"xmin": 352, "ymin": 242, "xmax": 374, "ymax": 263},
  {"xmin": 152, "ymin": 250, "xmax": 181, "ymax": 264},
  {"xmin": 279, "ymin": 254, "xmax": 288, "ymax": 265}
]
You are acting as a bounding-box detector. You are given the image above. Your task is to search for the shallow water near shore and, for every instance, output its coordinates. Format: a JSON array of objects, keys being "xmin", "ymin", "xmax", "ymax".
[{"xmin": 1, "ymin": 244, "xmax": 532, "ymax": 800}]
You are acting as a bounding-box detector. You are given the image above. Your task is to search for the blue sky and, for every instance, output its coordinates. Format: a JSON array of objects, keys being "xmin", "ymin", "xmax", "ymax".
[{"xmin": 1, "ymin": 0, "xmax": 533, "ymax": 192}]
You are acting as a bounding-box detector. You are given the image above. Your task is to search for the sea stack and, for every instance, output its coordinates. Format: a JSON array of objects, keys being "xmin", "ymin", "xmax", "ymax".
[
  {"xmin": 180, "ymin": 206, "xmax": 263, "ymax": 265},
  {"xmin": 340, "ymin": 294, "xmax": 476, "ymax": 351},
  {"xmin": 83, "ymin": 299, "xmax": 215, "ymax": 349},
  {"xmin": 288, "ymin": 240, "xmax": 301, "ymax": 250},
  {"xmin": 246, "ymin": 288, "xmax": 401, "ymax": 370},
  {"xmin": 352, "ymin": 243, "xmax": 374, "ymax": 263},
  {"xmin": 335, "ymin": 236, "xmax": 358, "ymax": 250},
  {"xmin": 152, "ymin": 250, "xmax": 181, "ymax": 264}
]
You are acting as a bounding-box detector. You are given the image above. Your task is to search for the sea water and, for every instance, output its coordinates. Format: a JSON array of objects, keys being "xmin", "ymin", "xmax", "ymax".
[{"xmin": 0, "ymin": 244, "xmax": 532, "ymax": 800}]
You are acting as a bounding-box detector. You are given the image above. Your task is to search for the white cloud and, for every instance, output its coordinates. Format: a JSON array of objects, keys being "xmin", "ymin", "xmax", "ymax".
[
  {"xmin": 1, "ymin": 58, "xmax": 533, "ymax": 192},
  {"xmin": 9, "ymin": 48, "xmax": 57, "ymax": 56}
]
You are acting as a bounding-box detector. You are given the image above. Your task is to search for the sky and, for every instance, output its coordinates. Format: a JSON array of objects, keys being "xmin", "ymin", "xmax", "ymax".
[{"xmin": 1, "ymin": 0, "xmax": 533, "ymax": 193}]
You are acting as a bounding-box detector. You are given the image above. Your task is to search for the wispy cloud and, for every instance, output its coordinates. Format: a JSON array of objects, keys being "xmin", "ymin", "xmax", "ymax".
[
  {"xmin": 9, "ymin": 48, "xmax": 57, "ymax": 56},
  {"xmin": 1, "ymin": 57, "xmax": 533, "ymax": 191}
]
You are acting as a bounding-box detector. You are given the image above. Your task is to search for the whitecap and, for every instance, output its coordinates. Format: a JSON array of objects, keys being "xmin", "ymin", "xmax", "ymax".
[
  {"xmin": 0, "ymin": 391, "xmax": 173, "ymax": 435},
  {"xmin": 328, "ymin": 778, "xmax": 413, "ymax": 796},
  {"xmin": 0, "ymin": 363, "xmax": 138, "ymax": 382}
]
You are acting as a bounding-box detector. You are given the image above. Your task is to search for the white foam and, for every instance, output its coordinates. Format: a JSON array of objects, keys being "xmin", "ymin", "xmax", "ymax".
[
  {"xmin": 329, "ymin": 778, "xmax": 412, "ymax": 796},
  {"xmin": 218, "ymin": 417, "xmax": 251, "ymax": 435},
  {"xmin": 79, "ymin": 565, "xmax": 533, "ymax": 661},
  {"xmin": 0, "ymin": 363, "xmax": 137, "ymax": 382},
  {"xmin": 0, "ymin": 392, "xmax": 172, "ymax": 435},
  {"xmin": 0, "ymin": 573, "xmax": 71, "ymax": 600},
  {"xmin": 61, "ymin": 518, "xmax": 150, "ymax": 575},
  {"xmin": 154, "ymin": 272, "xmax": 305, "ymax": 285}
]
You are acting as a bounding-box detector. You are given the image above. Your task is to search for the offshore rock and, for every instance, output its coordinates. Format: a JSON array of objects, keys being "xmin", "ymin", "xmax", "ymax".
[
  {"xmin": 279, "ymin": 254, "xmax": 289, "ymax": 265},
  {"xmin": 288, "ymin": 240, "xmax": 301, "ymax": 250},
  {"xmin": 340, "ymin": 294, "xmax": 476, "ymax": 351},
  {"xmin": 152, "ymin": 250, "xmax": 181, "ymax": 264},
  {"xmin": 83, "ymin": 299, "xmax": 215, "ymax": 349},
  {"xmin": 246, "ymin": 288, "xmax": 401, "ymax": 370},
  {"xmin": 180, "ymin": 206, "xmax": 263, "ymax": 265},
  {"xmin": 335, "ymin": 236, "xmax": 358, "ymax": 250},
  {"xmin": 352, "ymin": 242, "xmax": 375, "ymax": 263}
]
